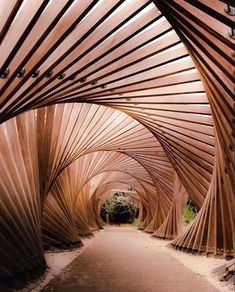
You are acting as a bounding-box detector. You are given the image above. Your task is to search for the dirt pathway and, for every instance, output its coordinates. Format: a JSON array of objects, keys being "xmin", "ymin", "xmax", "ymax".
[{"xmin": 41, "ymin": 227, "xmax": 220, "ymax": 292}]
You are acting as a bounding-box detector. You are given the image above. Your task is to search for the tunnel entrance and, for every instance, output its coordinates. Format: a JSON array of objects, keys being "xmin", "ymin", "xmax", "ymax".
[{"xmin": 100, "ymin": 192, "xmax": 138, "ymax": 225}]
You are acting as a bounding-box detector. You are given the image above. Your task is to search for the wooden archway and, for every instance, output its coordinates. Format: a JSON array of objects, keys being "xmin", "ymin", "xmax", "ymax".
[{"xmin": 0, "ymin": 0, "xmax": 234, "ymax": 287}]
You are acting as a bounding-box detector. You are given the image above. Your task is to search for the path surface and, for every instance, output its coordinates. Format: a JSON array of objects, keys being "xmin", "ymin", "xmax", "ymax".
[{"xmin": 41, "ymin": 227, "xmax": 219, "ymax": 292}]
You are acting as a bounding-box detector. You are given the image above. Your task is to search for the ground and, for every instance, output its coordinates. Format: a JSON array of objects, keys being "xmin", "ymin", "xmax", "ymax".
[{"xmin": 22, "ymin": 226, "xmax": 233, "ymax": 292}]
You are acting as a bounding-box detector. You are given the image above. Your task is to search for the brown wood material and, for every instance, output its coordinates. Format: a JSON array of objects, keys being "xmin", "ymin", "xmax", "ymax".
[{"xmin": 0, "ymin": 0, "xmax": 234, "ymax": 287}]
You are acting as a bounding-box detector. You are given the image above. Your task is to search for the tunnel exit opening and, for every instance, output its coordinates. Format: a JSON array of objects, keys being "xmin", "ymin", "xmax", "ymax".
[{"xmin": 100, "ymin": 192, "xmax": 138, "ymax": 225}]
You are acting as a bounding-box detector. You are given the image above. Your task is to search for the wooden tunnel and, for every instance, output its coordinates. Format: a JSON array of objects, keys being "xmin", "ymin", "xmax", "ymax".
[{"xmin": 0, "ymin": 0, "xmax": 234, "ymax": 287}]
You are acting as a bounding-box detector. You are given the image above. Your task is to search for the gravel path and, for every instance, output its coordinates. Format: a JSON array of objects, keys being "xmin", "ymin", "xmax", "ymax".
[{"xmin": 41, "ymin": 226, "xmax": 221, "ymax": 292}]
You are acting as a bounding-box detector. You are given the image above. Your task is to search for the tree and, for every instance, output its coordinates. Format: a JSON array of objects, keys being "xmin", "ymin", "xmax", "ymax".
[{"xmin": 101, "ymin": 193, "xmax": 137, "ymax": 224}]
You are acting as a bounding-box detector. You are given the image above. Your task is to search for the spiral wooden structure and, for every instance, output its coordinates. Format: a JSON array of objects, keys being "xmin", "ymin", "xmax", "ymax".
[{"xmin": 0, "ymin": 0, "xmax": 234, "ymax": 287}]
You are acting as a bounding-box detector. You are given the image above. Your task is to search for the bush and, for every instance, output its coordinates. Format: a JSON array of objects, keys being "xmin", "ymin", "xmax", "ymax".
[
  {"xmin": 101, "ymin": 192, "xmax": 137, "ymax": 224},
  {"xmin": 132, "ymin": 218, "xmax": 141, "ymax": 227},
  {"xmin": 183, "ymin": 197, "xmax": 197, "ymax": 224}
]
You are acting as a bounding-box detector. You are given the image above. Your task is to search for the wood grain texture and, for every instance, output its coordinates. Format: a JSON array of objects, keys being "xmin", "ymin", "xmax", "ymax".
[
  {"xmin": 0, "ymin": 103, "xmax": 174, "ymax": 281},
  {"xmin": 0, "ymin": 0, "xmax": 234, "ymax": 287},
  {"xmin": 154, "ymin": 0, "xmax": 234, "ymax": 256}
]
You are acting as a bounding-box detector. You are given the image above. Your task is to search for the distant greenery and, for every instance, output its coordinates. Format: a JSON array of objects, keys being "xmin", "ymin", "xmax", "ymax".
[
  {"xmin": 101, "ymin": 192, "xmax": 138, "ymax": 224},
  {"xmin": 132, "ymin": 218, "xmax": 141, "ymax": 227},
  {"xmin": 183, "ymin": 197, "xmax": 198, "ymax": 224}
]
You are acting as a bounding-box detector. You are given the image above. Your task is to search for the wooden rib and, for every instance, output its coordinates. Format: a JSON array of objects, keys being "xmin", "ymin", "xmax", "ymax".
[{"xmin": 153, "ymin": 173, "xmax": 188, "ymax": 239}]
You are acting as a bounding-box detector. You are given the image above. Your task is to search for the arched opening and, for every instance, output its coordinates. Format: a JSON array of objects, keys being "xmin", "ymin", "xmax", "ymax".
[{"xmin": 100, "ymin": 191, "xmax": 138, "ymax": 225}]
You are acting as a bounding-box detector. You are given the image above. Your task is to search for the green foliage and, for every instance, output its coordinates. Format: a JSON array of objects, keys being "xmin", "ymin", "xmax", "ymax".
[
  {"xmin": 183, "ymin": 197, "xmax": 197, "ymax": 224},
  {"xmin": 132, "ymin": 218, "xmax": 141, "ymax": 227},
  {"xmin": 101, "ymin": 192, "xmax": 137, "ymax": 224},
  {"xmin": 183, "ymin": 207, "xmax": 196, "ymax": 224}
]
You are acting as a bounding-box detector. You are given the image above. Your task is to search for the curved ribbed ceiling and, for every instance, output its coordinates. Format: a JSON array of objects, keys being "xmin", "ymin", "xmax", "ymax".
[
  {"xmin": 0, "ymin": 0, "xmax": 215, "ymax": 207},
  {"xmin": 0, "ymin": 1, "xmax": 234, "ymax": 287}
]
